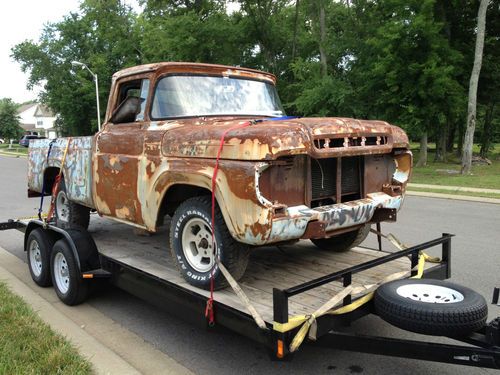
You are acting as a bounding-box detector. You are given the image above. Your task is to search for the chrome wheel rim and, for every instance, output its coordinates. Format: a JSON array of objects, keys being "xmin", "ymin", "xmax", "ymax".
[
  {"xmin": 53, "ymin": 252, "xmax": 70, "ymax": 294},
  {"xmin": 181, "ymin": 218, "xmax": 216, "ymax": 273},
  {"xmin": 29, "ymin": 239, "xmax": 43, "ymax": 277},
  {"xmin": 396, "ymin": 284, "xmax": 464, "ymax": 303},
  {"xmin": 56, "ymin": 190, "xmax": 70, "ymax": 222}
]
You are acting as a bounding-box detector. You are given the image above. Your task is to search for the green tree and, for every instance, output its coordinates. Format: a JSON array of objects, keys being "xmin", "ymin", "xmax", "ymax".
[
  {"xmin": 12, "ymin": 0, "xmax": 140, "ymax": 136},
  {"xmin": 461, "ymin": 0, "xmax": 490, "ymax": 174},
  {"xmin": 346, "ymin": 0, "xmax": 464, "ymax": 166},
  {"xmin": 139, "ymin": 0, "xmax": 248, "ymax": 65},
  {"xmin": 478, "ymin": 1, "xmax": 499, "ymax": 158},
  {"xmin": 0, "ymin": 98, "xmax": 22, "ymax": 140}
]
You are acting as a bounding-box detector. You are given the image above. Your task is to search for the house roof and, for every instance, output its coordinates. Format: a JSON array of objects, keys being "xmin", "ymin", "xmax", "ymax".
[
  {"xmin": 34, "ymin": 104, "xmax": 55, "ymax": 117},
  {"xmin": 17, "ymin": 103, "xmax": 37, "ymax": 114}
]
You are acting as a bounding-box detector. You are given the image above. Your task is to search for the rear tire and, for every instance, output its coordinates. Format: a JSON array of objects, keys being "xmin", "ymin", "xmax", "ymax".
[
  {"xmin": 311, "ymin": 224, "xmax": 370, "ymax": 252},
  {"xmin": 26, "ymin": 228, "xmax": 55, "ymax": 287},
  {"xmin": 55, "ymin": 179, "xmax": 90, "ymax": 230},
  {"xmin": 50, "ymin": 239, "xmax": 89, "ymax": 305},
  {"xmin": 170, "ymin": 196, "xmax": 250, "ymax": 290}
]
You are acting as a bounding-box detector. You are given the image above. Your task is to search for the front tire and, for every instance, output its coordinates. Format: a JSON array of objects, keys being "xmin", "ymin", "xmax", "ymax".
[
  {"xmin": 170, "ymin": 196, "xmax": 249, "ymax": 290},
  {"xmin": 311, "ymin": 224, "xmax": 370, "ymax": 252},
  {"xmin": 26, "ymin": 228, "xmax": 55, "ymax": 287},
  {"xmin": 55, "ymin": 179, "xmax": 90, "ymax": 230},
  {"xmin": 50, "ymin": 239, "xmax": 89, "ymax": 305}
]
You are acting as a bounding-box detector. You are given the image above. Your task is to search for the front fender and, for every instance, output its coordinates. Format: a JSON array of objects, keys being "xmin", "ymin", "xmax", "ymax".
[{"xmin": 143, "ymin": 158, "xmax": 273, "ymax": 244}]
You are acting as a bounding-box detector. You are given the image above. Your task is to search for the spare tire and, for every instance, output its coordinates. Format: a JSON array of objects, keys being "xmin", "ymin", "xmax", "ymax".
[{"xmin": 374, "ymin": 279, "xmax": 487, "ymax": 336}]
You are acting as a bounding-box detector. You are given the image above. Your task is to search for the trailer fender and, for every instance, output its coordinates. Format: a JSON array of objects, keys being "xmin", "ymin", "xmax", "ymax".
[{"xmin": 24, "ymin": 220, "xmax": 100, "ymax": 273}]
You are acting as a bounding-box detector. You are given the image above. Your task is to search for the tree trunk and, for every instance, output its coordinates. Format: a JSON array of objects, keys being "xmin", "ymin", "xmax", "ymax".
[
  {"xmin": 480, "ymin": 101, "xmax": 495, "ymax": 157},
  {"xmin": 291, "ymin": 0, "xmax": 300, "ymax": 61},
  {"xmin": 416, "ymin": 132, "xmax": 428, "ymax": 167},
  {"xmin": 434, "ymin": 123, "xmax": 448, "ymax": 162},
  {"xmin": 318, "ymin": 0, "xmax": 328, "ymax": 77},
  {"xmin": 456, "ymin": 119, "xmax": 465, "ymax": 157},
  {"xmin": 447, "ymin": 121, "xmax": 456, "ymax": 152},
  {"xmin": 461, "ymin": 0, "xmax": 490, "ymax": 174}
]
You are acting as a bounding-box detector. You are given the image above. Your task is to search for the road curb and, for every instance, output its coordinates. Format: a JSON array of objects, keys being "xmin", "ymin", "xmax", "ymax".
[
  {"xmin": 407, "ymin": 190, "xmax": 500, "ymax": 204},
  {"xmin": 0, "ymin": 151, "xmax": 27, "ymax": 158},
  {"xmin": 0, "ymin": 246, "xmax": 193, "ymax": 375},
  {"xmin": 409, "ymin": 183, "xmax": 500, "ymax": 194}
]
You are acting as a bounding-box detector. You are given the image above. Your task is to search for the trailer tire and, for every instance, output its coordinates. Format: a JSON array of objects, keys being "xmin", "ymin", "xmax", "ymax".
[
  {"xmin": 375, "ymin": 279, "xmax": 488, "ymax": 336},
  {"xmin": 26, "ymin": 228, "xmax": 55, "ymax": 287},
  {"xmin": 50, "ymin": 239, "xmax": 89, "ymax": 305},
  {"xmin": 170, "ymin": 196, "xmax": 250, "ymax": 290},
  {"xmin": 55, "ymin": 179, "xmax": 90, "ymax": 230},
  {"xmin": 311, "ymin": 224, "xmax": 370, "ymax": 252}
]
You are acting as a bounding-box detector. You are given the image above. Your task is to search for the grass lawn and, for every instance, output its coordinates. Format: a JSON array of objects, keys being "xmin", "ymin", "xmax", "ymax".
[
  {"xmin": 409, "ymin": 143, "xmax": 500, "ymax": 190},
  {"xmin": 0, "ymin": 143, "xmax": 28, "ymax": 155},
  {"xmin": 0, "ymin": 282, "xmax": 92, "ymax": 374}
]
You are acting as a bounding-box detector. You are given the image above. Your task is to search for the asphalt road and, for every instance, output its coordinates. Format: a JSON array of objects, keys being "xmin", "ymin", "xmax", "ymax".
[{"xmin": 0, "ymin": 154, "xmax": 499, "ymax": 375}]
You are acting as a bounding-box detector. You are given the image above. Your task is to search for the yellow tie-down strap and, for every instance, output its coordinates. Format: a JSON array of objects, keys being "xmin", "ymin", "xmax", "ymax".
[{"xmin": 273, "ymin": 251, "xmax": 440, "ymax": 353}]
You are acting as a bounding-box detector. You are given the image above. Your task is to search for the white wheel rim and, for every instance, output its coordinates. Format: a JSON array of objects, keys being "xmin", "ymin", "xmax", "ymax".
[
  {"xmin": 56, "ymin": 190, "xmax": 70, "ymax": 222},
  {"xmin": 29, "ymin": 239, "xmax": 43, "ymax": 277},
  {"xmin": 396, "ymin": 284, "xmax": 464, "ymax": 303},
  {"xmin": 181, "ymin": 217, "xmax": 216, "ymax": 273},
  {"xmin": 53, "ymin": 252, "xmax": 70, "ymax": 294}
]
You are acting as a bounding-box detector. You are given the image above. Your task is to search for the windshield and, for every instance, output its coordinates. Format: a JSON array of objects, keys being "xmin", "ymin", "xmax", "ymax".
[{"xmin": 151, "ymin": 75, "xmax": 284, "ymax": 118}]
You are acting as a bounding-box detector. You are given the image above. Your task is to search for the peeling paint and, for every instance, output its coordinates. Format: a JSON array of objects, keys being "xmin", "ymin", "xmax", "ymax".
[{"xmin": 27, "ymin": 62, "xmax": 412, "ymax": 247}]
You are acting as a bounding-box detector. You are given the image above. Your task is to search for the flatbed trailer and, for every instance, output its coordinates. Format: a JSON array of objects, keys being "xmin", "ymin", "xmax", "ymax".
[{"xmin": 1, "ymin": 218, "xmax": 499, "ymax": 369}]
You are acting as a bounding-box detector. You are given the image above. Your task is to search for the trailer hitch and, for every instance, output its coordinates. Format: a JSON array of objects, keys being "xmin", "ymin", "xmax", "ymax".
[{"xmin": 486, "ymin": 317, "xmax": 500, "ymax": 347}]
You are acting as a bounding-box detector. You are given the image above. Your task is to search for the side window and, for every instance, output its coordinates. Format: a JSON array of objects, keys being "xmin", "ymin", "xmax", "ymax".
[{"xmin": 112, "ymin": 78, "xmax": 150, "ymax": 124}]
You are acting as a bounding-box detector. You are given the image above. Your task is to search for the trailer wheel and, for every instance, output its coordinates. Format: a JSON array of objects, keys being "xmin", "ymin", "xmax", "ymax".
[
  {"xmin": 375, "ymin": 279, "xmax": 488, "ymax": 336},
  {"xmin": 311, "ymin": 224, "xmax": 370, "ymax": 252},
  {"xmin": 26, "ymin": 228, "xmax": 55, "ymax": 287},
  {"xmin": 170, "ymin": 196, "xmax": 250, "ymax": 290},
  {"xmin": 50, "ymin": 239, "xmax": 89, "ymax": 305},
  {"xmin": 55, "ymin": 179, "xmax": 90, "ymax": 230}
]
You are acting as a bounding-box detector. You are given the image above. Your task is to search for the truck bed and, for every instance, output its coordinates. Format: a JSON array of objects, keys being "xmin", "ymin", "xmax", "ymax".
[{"xmin": 89, "ymin": 218, "xmax": 414, "ymax": 323}]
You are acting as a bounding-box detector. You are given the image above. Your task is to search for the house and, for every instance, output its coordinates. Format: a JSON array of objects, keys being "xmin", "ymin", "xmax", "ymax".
[{"xmin": 17, "ymin": 103, "xmax": 57, "ymax": 139}]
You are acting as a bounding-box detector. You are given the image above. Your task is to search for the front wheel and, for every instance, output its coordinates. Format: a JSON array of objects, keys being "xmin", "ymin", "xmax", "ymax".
[
  {"xmin": 170, "ymin": 196, "xmax": 249, "ymax": 290},
  {"xmin": 311, "ymin": 224, "xmax": 370, "ymax": 252}
]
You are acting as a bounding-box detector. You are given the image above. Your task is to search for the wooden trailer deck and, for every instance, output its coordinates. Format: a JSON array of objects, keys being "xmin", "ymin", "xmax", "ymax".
[{"xmin": 89, "ymin": 218, "xmax": 415, "ymax": 323}]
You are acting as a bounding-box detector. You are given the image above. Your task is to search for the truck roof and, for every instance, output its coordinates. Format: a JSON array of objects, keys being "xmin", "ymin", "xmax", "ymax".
[{"xmin": 112, "ymin": 62, "xmax": 277, "ymax": 84}]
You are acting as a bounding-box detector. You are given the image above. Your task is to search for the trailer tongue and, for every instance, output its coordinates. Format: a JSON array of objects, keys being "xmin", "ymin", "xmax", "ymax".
[{"xmin": 1, "ymin": 218, "xmax": 499, "ymax": 369}]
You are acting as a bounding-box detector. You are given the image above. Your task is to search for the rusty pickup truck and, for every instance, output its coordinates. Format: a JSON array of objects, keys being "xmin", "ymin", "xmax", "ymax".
[{"xmin": 27, "ymin": 62, "xmax": 412, "ymax": 289}]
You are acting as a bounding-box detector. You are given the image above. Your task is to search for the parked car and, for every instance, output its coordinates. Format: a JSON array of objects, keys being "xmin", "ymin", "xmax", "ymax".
[{"xmin": 19, "ymin": 135, "xmax": 45, "ymax": 147}]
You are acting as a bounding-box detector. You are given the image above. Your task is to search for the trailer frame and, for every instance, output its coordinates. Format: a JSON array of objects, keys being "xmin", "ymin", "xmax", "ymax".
[{"xmin": 1, "ymin": 218, "xmax": 499, "ymax": 369}]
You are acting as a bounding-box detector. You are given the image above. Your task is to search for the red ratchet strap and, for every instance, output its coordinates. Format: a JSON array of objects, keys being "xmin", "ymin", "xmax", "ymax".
[{"xmin": 206, "ymin": 120, "xmax": 253, "ymax": 326}]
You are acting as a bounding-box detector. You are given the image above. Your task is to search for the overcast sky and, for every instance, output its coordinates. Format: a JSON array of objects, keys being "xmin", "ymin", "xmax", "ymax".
[{"xmin": 0, "ymin": 0, "xmax": 140, "ymax": 104}]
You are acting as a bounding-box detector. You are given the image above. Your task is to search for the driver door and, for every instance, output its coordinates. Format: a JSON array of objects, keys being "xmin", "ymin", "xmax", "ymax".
[{"xmin": 93, "ymin": 76, "xmax": 150, "ymax": 226}]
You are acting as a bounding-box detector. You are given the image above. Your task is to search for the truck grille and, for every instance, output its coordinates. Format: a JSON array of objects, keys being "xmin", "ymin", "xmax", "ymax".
[
  {"xmin": 313, "ymin": 135, "xmax": 388, "ymax": 150},
  {"xmin": 311, "ymin": 156, "xmax": 362, "ymax": 204}
]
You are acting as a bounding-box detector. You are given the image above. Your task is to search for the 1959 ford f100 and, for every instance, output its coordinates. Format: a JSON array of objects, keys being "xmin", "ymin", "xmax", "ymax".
[{"xmin": 27, "ymin": 62, "xmax": 412, "ymax": 289}]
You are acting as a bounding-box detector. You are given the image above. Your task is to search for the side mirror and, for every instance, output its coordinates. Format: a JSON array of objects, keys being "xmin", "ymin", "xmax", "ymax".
[{"xmin": 110, "ymin": 96, "xmax": 143, "ymax": 124}]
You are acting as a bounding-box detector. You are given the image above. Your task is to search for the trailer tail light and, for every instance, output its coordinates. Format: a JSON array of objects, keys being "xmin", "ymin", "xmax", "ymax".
[
  {"xmin": 82, "ymin": 274, "xmax": 94, "ymax": 279},
  {"xmin": 277, "ymin": 339, "xmax": 285, "ymax": 359}
]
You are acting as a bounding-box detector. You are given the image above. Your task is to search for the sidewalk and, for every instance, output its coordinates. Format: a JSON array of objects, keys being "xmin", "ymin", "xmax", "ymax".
[
  {"xmin": 407, "ymin": 183, "xmax": 500, "ymax": 204},
  {"xmin": 408, "ymin": 183, "xmax": 500, "ymax": 195},
  {"xmin": 0, "ymin": 246, "xmax": 192, "ymax": 375}
]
